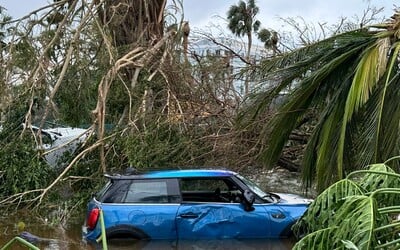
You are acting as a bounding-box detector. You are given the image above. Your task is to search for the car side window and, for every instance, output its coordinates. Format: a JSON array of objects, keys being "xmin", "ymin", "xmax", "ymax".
[
  {"xmin": 181, "ymin": 178, "xmax": 229, "ymax": 192},
  {"xmin": 112, "ymin": 179, "xmax": 180, "ymax": 204},
  {"xmin": 180, "ymin": 178, "xmax": 241, "ymax": 203},
  {"xmin": 101, "ymin": 181, "xmax": 130, "ymax": 203},
  {"xmin": 125, "ymin": 180, "xmax": 168, "ymax": 203}
]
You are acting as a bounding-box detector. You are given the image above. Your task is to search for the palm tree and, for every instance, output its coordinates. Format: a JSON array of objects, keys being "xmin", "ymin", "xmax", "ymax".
[
  {"xmin": 242, "ymin": 11, "xmax": 400, "ymax": 191},
  {"xmin": 227, "ymin": 0, "xmax": 261, "ymax": 95},
  {"xmin": 257, "ymin": 28, "xmax": 279, "ymax": 55}
]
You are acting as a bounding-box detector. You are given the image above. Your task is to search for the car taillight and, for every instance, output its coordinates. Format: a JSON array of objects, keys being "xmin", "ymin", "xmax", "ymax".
[{"xmin": 86, "ymin": 208, "xmax": 100, "ymax": 230}]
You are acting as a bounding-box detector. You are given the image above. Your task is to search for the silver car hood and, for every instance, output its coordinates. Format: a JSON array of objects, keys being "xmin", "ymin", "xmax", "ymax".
[{"xmin": 276, "ymin": 193, "xmax": 314, "ymax": 204}]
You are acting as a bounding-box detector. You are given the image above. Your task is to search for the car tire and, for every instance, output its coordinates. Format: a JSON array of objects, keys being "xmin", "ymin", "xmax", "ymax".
[{"xmin": 106, "ymin": 225, "xmax": 150, "ymax": 240}]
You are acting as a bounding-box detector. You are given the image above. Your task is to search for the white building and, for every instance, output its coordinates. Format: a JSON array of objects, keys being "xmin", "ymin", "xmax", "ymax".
[{"xmin": 188, "ymin": 37, "xmax": 268, "ymax": 96}]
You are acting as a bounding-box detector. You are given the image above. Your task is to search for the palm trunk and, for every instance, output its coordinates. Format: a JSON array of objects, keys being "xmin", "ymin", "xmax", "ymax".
[{"xmin": 244, "ymin": 32, "xmax": 252, "ymax": 96}]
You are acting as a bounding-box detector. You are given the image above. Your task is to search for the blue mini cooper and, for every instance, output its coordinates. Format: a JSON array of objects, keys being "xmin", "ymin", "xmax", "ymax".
[{"xmin": 83, "ymin": 169, "xmax": 311, "ymax": 242}]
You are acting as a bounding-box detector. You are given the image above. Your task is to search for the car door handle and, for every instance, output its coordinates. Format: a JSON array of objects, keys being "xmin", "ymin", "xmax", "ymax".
[
  {"xmin": 271, "ymin": 212, "xmax": 286, "ymax": 219},
  {"xmin": 179, "ymin": 213, "xmax": 199, "ymax": 219}
]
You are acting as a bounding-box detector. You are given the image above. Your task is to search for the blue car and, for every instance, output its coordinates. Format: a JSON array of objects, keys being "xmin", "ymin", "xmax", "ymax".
[{"xmin": 83, "ymin": 169, "xmax": 311, "ymax": 242}]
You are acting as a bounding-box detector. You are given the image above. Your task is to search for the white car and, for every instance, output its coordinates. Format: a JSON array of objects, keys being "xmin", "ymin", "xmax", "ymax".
[{"xmin": 29, "ymin": 125, "xmax": 91, "ymax": 167}]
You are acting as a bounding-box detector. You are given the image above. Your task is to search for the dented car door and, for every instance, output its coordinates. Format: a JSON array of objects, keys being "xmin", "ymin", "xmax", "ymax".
[{"xmin": 176, "ymin": 203, "xmax": 270, "ymax": 239}]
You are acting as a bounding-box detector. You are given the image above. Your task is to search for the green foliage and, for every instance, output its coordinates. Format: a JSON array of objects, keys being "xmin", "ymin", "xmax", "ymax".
[
  {"xmin": 293, "ymin": 163, "xmax": 400, "ymax": 249},
  {"xmin": 52, "ymin": 23, "xmax": 107, "ymax": 126},
  {"xmin": 55, "ymin": 64, "xmax": 99, "ymax": 126},
  {"xmin": 293, "ymin": 179, "xmax": 364, "ymax": 235},
  {"xmin": 0, "ymin": 133, "xmax": 54, "ymax": 200},
  {"xmin": 227, "ymin": 0, "xmax": 260, "ymax": 37},
  {"xmin": 12, "ymin": 38, "xmax": 38, "ymax": 70},
  {"xmin": 123, "ymin": 123, "xmax": 198, "ymax": 169},
  {"xmin": 67, "ymin": 144, "xmax": 102, "ymax": 190},
  {"xmin": 353, "ymin": 164, "xmax": 400, "ymax": 206},
  {"xmin": 257, "ymin": 28, "xmax": 279, "ymax": 52},
  {"xmin": 241, "ymin": 16, "xmax": 400, "ymax": 190}
]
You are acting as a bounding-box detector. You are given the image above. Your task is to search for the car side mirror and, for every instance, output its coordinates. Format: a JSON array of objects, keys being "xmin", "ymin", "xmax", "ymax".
[{"xmin": 242, "ymin": 189, "xmax": 255, "ymax": 212}]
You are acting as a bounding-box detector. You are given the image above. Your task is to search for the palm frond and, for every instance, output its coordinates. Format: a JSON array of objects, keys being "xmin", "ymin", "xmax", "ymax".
[
  {"xmin": 241, "ymin": 17, "xmax": 400, "ymax": 189},
  {"xmin": 294, "ymin": 163, "xmax": 400, "ymax": 249},
  {"xmin": 293, "ymin": 179, "xmax": 364, "ymax": 237},
  {"xmin": 348, "ymin": 164, "xmax": 400, "ymax": 190},
  {"xmin": 349, "ymin": 88, "xmax": 381, "ymax": 168},
  {"xmin": 260, "ymin": 33, "xmax": 374, "ymax": 169},
  {"xmin": 378, "ymin": 73, "xmax": 400, "ymax": 163},
  {"xmin": 373, "ymin": 188, "xmax": 400, "ymax": 249},
  {"xmin": 241, "ymin": 29, "xmax": 376, "ymax": 169},
  {"xmin": 374, "ymin": 42, "xmax": 400, "ymax": 161},
  {"xmin": 294, "ymin": 196, "xmax": 378, "ymax": 249},
  {"xmin": 337, "ymin": 38, "xmax": 390, "ymax": 178},
  {"xmin": 293, "ymin": 227, "xmax": 339, "ymax": 250},
  {"xmin": 345, "ymin": 67, "xmax": 400, "ymax": 169},
  {"xmin": 314, "ymin": 105, "xmax": 344, "ymax": 190},
  {"xmin": 334, "ymin": 196, "xmax": 378, "ymax": 249}
]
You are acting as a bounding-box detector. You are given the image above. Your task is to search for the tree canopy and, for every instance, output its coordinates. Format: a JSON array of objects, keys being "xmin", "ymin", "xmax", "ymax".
[{"xmin": 242, "ymin": 11, "xmax": 400, "ymax": 190}]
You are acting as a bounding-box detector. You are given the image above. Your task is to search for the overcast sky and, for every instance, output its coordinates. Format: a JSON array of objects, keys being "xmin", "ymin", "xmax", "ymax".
[{"xmin": 1, "ymin": 0, "xmax": 398, "ymax": 31}]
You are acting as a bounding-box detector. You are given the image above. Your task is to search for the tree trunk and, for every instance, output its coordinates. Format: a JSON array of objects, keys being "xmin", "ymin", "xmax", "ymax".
[
  {"xmin": 244, "ymin": 31, "xmax": 252, "ymax": 96},
  {"xmin": 100, "ymin": 0, "xmax": 166, "ymax": 47},
  {"xmin": 94, "ymin": 0, "xmax": 167, "ymax": 172}
]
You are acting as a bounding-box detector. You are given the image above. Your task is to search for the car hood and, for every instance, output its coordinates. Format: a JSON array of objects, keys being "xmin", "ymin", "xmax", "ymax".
[
  {"xmin": 45, "ymin": 127, "xmax": 90, "ymax": 139},
  {"xmin": 276, "ymin": 193, "xmax": 313, "ymax": 204}
]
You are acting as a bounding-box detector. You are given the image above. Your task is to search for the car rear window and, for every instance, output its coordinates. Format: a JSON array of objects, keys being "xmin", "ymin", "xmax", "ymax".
[
  {"xmin": 125, "ymin": 180, "xmax": 168, "ymax": 203},
  {"xmin": 101, "ymin": 178, "xmax": 180, "ymax": 203}
]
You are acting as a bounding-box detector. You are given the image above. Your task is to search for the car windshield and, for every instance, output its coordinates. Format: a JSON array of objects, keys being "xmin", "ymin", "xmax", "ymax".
[{"xmin": 235, "ymin": 174, "xmax": 268, "ymax": 198}]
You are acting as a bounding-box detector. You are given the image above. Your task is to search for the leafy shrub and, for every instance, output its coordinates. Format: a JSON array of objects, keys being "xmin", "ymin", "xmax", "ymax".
[
  {"xmin": 292, "ymin": 163, "xmax": 400, "ymax": 249},
  {"xmin": 123, "ymin": 123, "xmax": 198, "ymax": 169},
  {"xmin": 0, "ymin": 133, "xmax": 54, "ymax": 201}
]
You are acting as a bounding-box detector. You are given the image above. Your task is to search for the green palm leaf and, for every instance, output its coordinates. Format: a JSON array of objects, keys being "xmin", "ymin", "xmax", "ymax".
[
  {"xmin": 293, "ymin": 227, "xmax": 339, "ymax": 250},
  {"xmin": 348, "ymin": 164, "xmax": 400, "ymax": 208},
  {"xmin": 373, "ymin": 188, "xmax": 400, "ymax": 249},
  {"xmin": 252, "ymin": 30, "xmax": 376, "ymax": 189},
  {"xmin": 349, "ymin": 164, "xmax": 400, "ymax": 190},
  {"xmin": 293, "ymin": 179, "xmax": 364, "ymax": 237},
  {"xmin": 335, "ymin": 196, "xmax": 377, "ymax": 249},
  {"xmin": 338, "ymin": 38, "xmax": 390, "ymax": 178},
  {"xmin": 241, "ymin": 13, "xmax": 400, "ymax": 189},
  {"xmin": 294, "ymin": 195, "xmax": 378, "ymax": 250},
  {"xmin": 259, "ymin": 31, "xmax": 372, "ymax": 165},
  {"xmin": 377, "ymin": 76, "xmax": 400, "ymax": 163},
  {"xmin": 294, "ymin": 164, "xmax": 400, "ymax": 249},
  {"xmin": 374, "ymin": 42, "xmax": 400, "ymax": 162}
]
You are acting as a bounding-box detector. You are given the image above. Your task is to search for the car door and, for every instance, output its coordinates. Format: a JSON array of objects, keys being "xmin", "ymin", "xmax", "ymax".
[
  {"xmin": 262, "ymin": 204, "xmax": 294, "ymax": 238},
  {"xmin": 176, "ymin": 177, "xmax": 270, "ymax": 239},
  {"xmin": 101, "ymin": 178, "xmax": 181, "ymax": 240},
  {"xmin": 176, "ymin": 203, "xmax": 271, "ymax": 239}
]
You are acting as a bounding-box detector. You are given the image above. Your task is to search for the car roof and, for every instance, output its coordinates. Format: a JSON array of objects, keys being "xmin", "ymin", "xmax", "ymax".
[{"xmin": 105, "ymin": 169, "xmax": 238, "ymax": 179}]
